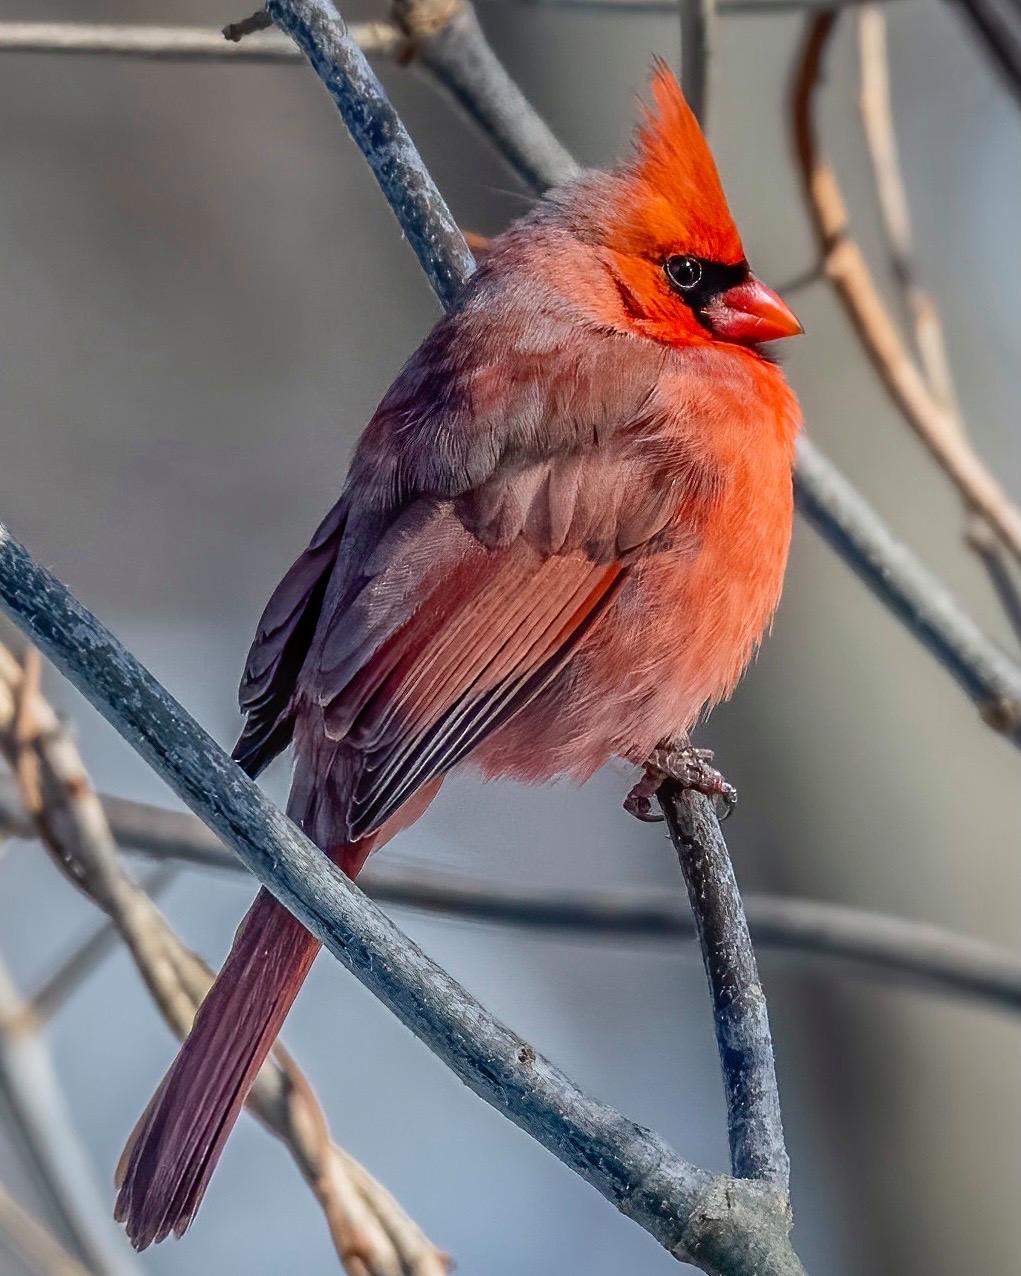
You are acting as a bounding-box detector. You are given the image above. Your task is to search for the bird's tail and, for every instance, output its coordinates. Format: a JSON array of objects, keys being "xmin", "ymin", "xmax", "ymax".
[
  {"xmin": 114, "ymin": 878, "xmax": 331, "ymax": 1248},
  {"xmin": 115, "ymin": 766, "xmax": 442, "ymax": 1250}
]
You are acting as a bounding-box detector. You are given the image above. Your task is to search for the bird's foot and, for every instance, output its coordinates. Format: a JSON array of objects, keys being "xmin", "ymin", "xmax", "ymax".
[{"xmin": 623, "ymin": 742, "xmax": 738, "ymax": 823}]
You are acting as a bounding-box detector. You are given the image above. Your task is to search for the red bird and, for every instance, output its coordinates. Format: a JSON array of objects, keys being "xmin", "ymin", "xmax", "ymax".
[{"xmin": 115, "ymin": 64, "xmax": 801, "ymax": 1247}]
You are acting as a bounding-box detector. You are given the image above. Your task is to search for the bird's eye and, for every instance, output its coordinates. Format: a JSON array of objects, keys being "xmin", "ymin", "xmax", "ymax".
[{"xmin": 665, "ymin": 255, "xmax": 703, "ymax": 292}]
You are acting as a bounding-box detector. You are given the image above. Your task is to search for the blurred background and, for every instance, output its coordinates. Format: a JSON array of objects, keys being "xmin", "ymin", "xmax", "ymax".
[{"xmin": 1, "ymin": 0, "xmax": 1020, "ymax": 1272}]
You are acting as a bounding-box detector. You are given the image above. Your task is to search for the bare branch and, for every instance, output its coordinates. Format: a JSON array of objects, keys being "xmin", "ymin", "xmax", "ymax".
[
  {"xmin": 0, "ymin": 1181, "xmax": 92, "ymax": 1276},
  {"xmin": 966, "ymin": 517, "xmax": 1021, "ymax": 647},
  {"xmin": 661, "ymin": 787, "xmax": 790, "ymax": 1190},
  {"xmin": 0, "ymin": 0, "xmax": 914, "ymax": 62},
  {"xmin": 794, "ymin": 436, "xmax": 1021, "ymax": 739},
  {"xmin": 392, "ymin": 0, "xmax": 577, "ymax": 191},
  {"xmin": 7, "ymin": 776, "xmax": 1021, "ymax": 1014},
  {"xmin": 0, "ymin": 647, "xmax": 447, "ymax": 1276},
  {"xmin": 0, "ymin": 20, "xmax": 402, "ymax": 62},
  {"xmin": 520, "ymin": 0, "xmax": 910, "ymax": 11},
  {"xmin": 792, "ymin": 12, "xmax": 1021, "ymax": 566},
  {"xmin": 266, "ymin": 0, "xmax": 474, "ymax": 308},
  {"xmin": 223, "ymin": 10, "xmax": 276, "ymax": 42},
  {"xmin": 857, "ymin": 7, "xmax": 956, "ymax": 410},
  {"xmin": 856, "ymin": 5, "xmax": 1021, "ymax": 645}
]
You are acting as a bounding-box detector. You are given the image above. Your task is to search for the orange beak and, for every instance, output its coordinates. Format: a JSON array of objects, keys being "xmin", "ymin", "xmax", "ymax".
[{"xmin": 705, "ymin": 275, "xmax": 803, "ymax": 345}]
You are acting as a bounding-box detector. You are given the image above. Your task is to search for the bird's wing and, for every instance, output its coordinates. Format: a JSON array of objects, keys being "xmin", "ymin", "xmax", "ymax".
[
  {"xmin": 321, "ymin": 526, "xmax": 626, "ymax": 841},
  {"xmin": 234, "ymin": 312, "xmax": 712, "ymax": 841},
  {"xmin": 232, "ymin": 499, "xmax": 348, "ymax": 778}
]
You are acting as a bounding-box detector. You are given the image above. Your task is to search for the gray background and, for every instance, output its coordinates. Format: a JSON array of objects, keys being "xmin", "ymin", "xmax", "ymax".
[{"xmin": 1, "ymin": 0, "xmax": 1020, "ymax": 1272}]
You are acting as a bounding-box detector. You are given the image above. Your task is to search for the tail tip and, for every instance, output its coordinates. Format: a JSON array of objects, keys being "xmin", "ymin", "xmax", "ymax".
[{"xmin": 113, "ymin": 1183, "xmax": 195, "ymax": 1251}]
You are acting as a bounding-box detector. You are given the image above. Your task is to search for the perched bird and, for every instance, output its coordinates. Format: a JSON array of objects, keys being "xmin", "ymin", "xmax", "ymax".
[{"xmin": 115, "ymin": 63, "xmax": 801, "ymax": 1247}]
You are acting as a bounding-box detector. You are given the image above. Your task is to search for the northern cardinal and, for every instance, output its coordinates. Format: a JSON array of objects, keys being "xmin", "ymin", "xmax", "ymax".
[{"xmin": 115, "ymin": 63, "xmax": 801, "ymax": 1247}]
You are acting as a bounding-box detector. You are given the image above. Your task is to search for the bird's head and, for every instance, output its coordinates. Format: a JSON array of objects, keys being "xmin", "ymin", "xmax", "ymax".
[{"xmin": 543, "ymin": 63, "xmax": 802, "ymax": 351}]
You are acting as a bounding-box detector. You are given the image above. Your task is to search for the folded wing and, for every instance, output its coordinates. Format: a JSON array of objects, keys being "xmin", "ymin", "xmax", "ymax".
[{"xmin": 233, "ymin": 307, "xmax": 709, "ymax": 852}]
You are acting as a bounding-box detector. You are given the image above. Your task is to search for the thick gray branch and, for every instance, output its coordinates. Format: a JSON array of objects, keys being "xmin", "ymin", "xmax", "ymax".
[
  {"xmin": 795, "ymin": 438, "xmax": 1021, "ymax": 740},
  {"xmin": 661, "ymin": 787, "xmax": 789, "ymax": 1190},
  {"xmin": 393, "ymin": 0, "xmax": 578, "ymax": 191},
  {"xmin": 266, "ymin": 0, "xmax": 474, "ymax": 309}
]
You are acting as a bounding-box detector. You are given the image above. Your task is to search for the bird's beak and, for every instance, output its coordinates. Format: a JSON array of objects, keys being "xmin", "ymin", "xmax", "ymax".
[{"xmin": 705, "ymin": 275, "xmax": 803, "ymax": 345}]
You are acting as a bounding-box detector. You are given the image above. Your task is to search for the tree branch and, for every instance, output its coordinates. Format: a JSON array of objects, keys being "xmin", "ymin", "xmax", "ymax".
[
  {"xmin": 792, "ymin": 12, "xmax": 1021, "ymax": 566},
  {"xmin": 855, "ymin": 4, "xmax": 1021, "ymax": 646},
  {"xmin": 519, "ymin": 0, "xmax": 910, "ymax": 11},
  {"xmin": 661, "ymin": 787, "xmax": 789, "ymax": 1189},
  {"xmin": 953, "ymin": 0, "xmax": 1021, "ymax": 113},
  {"xmin": 392, "ymin": 0, "xmax": 577, "ymax": 191},
  {"xmin": 793, "ymin": 436, "xmax": 1021, "ymax": 739},
  {"xmin": 6, "ymin": 776, "xmax": 1021, "ymax": 1015},
  {"xmin": 857, "ymin": 7, "xmax": 957, "ymax": 411},
  {"xmin": 266, "ymin": 0, "xmax": 474, "ymax": 308},
  {"xmin": 0, "ymin": 20, "xmax": 402, "ymax": 62}
]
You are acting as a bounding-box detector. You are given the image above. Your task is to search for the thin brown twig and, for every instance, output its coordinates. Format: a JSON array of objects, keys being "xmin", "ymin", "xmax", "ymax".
[
  {"xmin": 0, "ymin": 1181, "xmax": 93, "ymax": 1276},
  {"xmin": 0, "ymin": 21, "xmax": 404, "ymax": 62},
  {"xmin": 224, "ymin": 10, "xmax": 275, "ymax": 42},
  {"xmin": 856, "ymin": 5, "xmax": 1021, "ymax": 645},
  {"xmin": 792, "ymin": 11, "xmax": 1021, "ymax": 567},
  {"xmin": 0, "ymin": 644, "xmax": 447, "ymax": 1276},
  {"xmin": 857, "ymin": 6, "xmax": 958, "ymax": 415}
]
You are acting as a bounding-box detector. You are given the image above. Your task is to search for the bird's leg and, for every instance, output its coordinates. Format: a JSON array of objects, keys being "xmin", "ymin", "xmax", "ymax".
[{"xmin": 624, "ymin": 739, "xmax": 738, "ymax": 822}]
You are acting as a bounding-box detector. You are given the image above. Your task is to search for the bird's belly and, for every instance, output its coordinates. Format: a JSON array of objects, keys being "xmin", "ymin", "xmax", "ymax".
[{"xmin": 471, "ymin": 492, "xmax": 792, "ymax": 784}]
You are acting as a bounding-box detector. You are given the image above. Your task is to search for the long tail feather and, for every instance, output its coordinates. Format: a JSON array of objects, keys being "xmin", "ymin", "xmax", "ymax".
[
  {"xmin": 114, "ymin": 758, "xmax": 442, "ymax": 1249},
  {"xmin": 114, "ymin": 885, "xmax": 324, "ymax": 1248}
]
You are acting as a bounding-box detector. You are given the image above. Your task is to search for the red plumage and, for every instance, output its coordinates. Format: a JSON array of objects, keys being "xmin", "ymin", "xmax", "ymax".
[{"xmin": 115, "ymin": 65, "xmax": 801, "ymax": 1247}]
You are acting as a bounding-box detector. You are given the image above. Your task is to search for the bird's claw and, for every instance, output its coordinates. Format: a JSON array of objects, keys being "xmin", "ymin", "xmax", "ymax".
[
  {"xmin": 622, "ymin": 783, "xmax": 664, "ymax": 822},
  {"xmin": 624, "ymin": 742, "xmax": 738, "ymax": 823}
]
